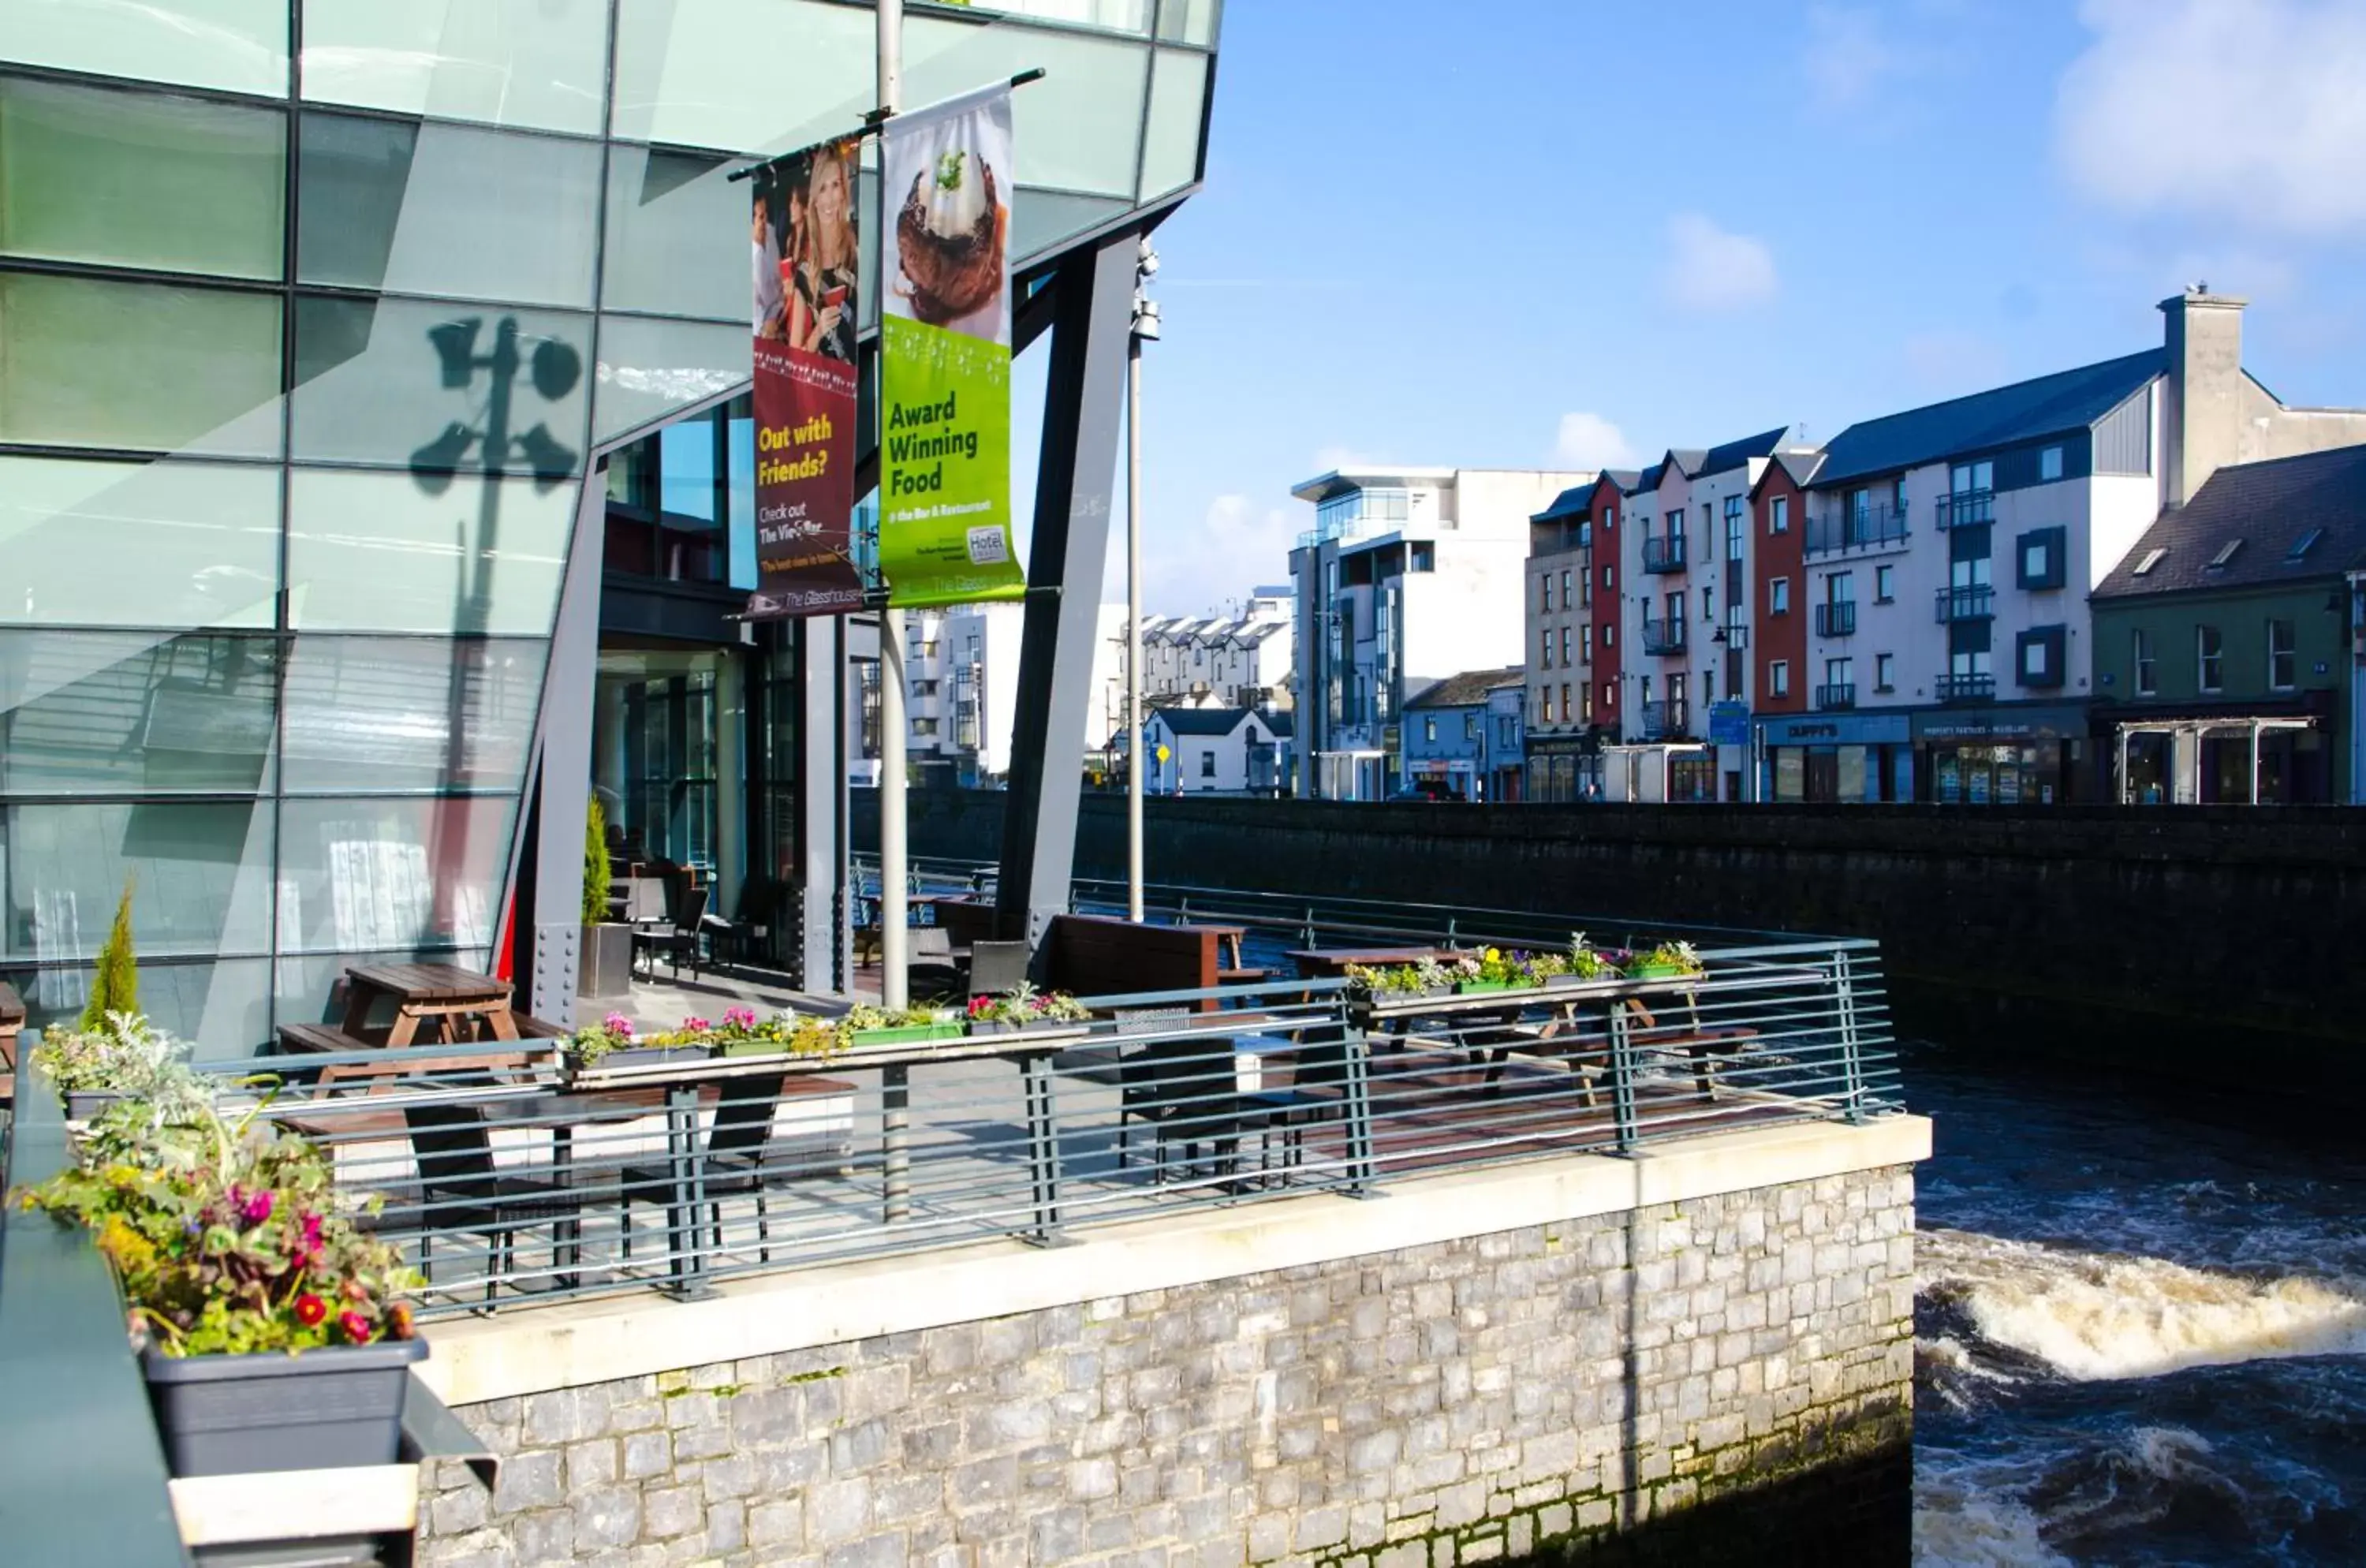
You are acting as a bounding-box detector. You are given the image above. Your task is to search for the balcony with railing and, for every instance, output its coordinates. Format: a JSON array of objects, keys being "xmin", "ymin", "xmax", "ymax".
[
  {"xmin": 1815, "ymin": 683, "xmax": 1857, "ymax": 711},
  {"xmin": 1814, "ymin": 601, "xmax": 1857, "ymax": 638},
  {"xmin": 1804, "ymin": 504, "xmax": 1909, "ymax": 556},
  {"xmin": 1639, "ymin": 699, "xmax": 1689, "ymax": 739},
  {"xmin": 1640, "ymin": 617, "xmax": 1688, "ymax": 656},
  {"xmin": 1935, "ymin": 490, "xmax": 1993, "ymax": 530},
  {"xmin": 1640, "ymin": 535, "xmax": 1687, "ymax": 574},
  {"xmin": 1935, "ymin": 672, "xmax": 1995, "ymax": 703},
  {"xmin": 1934, "ymin": 585, "xmax": 1996, "ymax": 623}
]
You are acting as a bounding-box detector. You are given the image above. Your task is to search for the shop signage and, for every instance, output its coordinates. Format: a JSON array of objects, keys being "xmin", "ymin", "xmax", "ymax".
[
  {"xmin": 1912, "ymin": 704, "xmax": 2087, "ymax": 742},
  {"xmin": 745, "ymin": 133, "xmax": 867, "ymax": 619},
  {"xmin": 1707, "ymin": 700, "xmax": 1751, "ymax": 746},
  {"xmin": 878, "ymin": 83, "xmax": 1024, "ymax": 608}
]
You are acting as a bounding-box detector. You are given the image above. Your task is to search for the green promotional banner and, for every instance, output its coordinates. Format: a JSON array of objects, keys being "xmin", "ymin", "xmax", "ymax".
[{"xmin": 879, "ymin": 82, "xmax": 1024, "ymax": 607}]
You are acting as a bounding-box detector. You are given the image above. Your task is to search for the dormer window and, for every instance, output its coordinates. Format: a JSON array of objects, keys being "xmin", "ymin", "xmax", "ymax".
[
  {"xmin": 2206, "ymin": 539, "xmax": 2244, "ymax": 570},
  {"xmin": 2286, "ymin": 528, "xmax": 2323, "ymax": 562},
  {"xmin": 2132, "ymin": 547, "xmax": 2166, "ymax": 577}
]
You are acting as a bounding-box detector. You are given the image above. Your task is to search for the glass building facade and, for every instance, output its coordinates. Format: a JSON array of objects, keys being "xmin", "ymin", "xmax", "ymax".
[{"xmin": 0, "ymin": 0, "xmax": 1215, "ymax": 1055}]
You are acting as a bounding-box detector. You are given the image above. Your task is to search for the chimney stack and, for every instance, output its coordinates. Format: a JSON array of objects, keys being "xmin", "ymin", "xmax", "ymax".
[{"xmin": 2159, "ymin": 289, "xmax": 2247, "ymax": 508}]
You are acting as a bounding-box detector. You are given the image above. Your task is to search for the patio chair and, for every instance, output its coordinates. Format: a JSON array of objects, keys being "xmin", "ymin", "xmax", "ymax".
[
  {"xmin": 1125, "ymin": 1030, "xmax": 1303, "ymax": 1188},
  {"xmin": 617, "ymin": 1076, "xmax": 824, "ymax": 1267},
  {"xmin": 635, "ymin": 884, "xmax": 711, "ymax": 982},
  {"xmin": 965, "ymin": 939, "xmax": 1032, "ymax": 1000},
  {"xmin": 1113, "ymin": 1007, "xmax": 1192, "ymax": 1170},
  {"xmin": 401, "ymin": 1099, "xmax": 583, "ymax": 1309}
]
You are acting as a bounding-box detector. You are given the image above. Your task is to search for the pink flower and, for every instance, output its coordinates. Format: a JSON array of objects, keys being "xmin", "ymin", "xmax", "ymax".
[
  {"xmin": 299, "ymin": 1212, "xmax": 324, "ymax": 1258},
  {"xmin": 967, "ymin": 996, "xmax": 993, "ymax": 1017},
  {"xmin": 680, "ymin": 1015, "xmax": 711, "ymax": 1033},
  {"xmin": 239, "ymin": 1189, "xmax": 273, "ymax": 1225},
  {"xmin": 601, "ymin": 1013, "xmax": 635, "ymax": 1038},
  {"xmin": 339, "ymin": 1310, "xmax": 373, "ymax": 1345},
  {"xmin": 722, "ymin": 1006, "xmax": 756, "ymax": 1029}
]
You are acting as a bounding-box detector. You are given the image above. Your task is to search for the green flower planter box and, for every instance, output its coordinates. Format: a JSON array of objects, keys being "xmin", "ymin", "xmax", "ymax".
[
  {"xmin": 1456, "ymin": 978, "xmax": 1517, "ymax": 995},
  {"xmin": 1626, "ymin": 962, "xmax": 1699, "ymax": 982},
  {"xmin": 851, "ymin": 1022, "xmax": 965, "ymax": 1047}
]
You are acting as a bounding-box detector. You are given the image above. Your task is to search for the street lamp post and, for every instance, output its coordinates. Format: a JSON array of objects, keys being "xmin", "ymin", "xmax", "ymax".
[{"xmin": 1126, "ymin": 237, "xmax": 1158, "ymax": 921}]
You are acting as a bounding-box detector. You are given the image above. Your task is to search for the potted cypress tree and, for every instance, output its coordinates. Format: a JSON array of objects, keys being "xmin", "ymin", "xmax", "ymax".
[
  {"xmin": 578, "ymin": 795, "xmax": 634, "ymax": 999},
  {"xmin": 80, "ymin": 879, "xmax": 140, "ymax": 1034}
]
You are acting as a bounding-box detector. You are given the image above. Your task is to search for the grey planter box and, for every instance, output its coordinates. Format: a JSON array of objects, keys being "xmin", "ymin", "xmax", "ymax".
[
  {"xmin": 579, "ymin": 922, "xmax": 635, "ymax": 999},
  {"xmin": 65, "ymin": 1088, "xmax": 128, "ymax": 1121},
  {"xmin": 143, "ymin": 1337, "xmax": 428, "ymax": 1477}
]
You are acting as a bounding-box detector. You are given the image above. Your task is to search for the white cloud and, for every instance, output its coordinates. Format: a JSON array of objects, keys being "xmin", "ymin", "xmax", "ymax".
[
  {"xmin": 1139, "ymin": 492, "xmax": 1298, "ymax": 613},
  {"xmin": 2057, "ymin": 0, "xmax": 2366, "ymax": 235},
  {"xmin": 1804, "ymin": 6, "xmax": 1900, "ymax": 109},
  {"xmin": 1662, "ymin": 213, "xmax": 1778, "ymax": 312},
  {"xmin": 1311, "ymin": 445, "xmax": 1374, "ymax": 473},
  {"xmin": 1551, "ymin": 412, "xmax": 1640, "ymax": 472}
]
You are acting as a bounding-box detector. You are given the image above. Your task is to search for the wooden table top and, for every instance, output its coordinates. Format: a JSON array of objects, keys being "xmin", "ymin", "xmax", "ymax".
[
  {"xmin": 346, "ymin": 963, "xmax": 513, "ymax": 1004},
  {"xmin": 1285, "ymin": 947, "xmax": 1447, "ymax": 974}
]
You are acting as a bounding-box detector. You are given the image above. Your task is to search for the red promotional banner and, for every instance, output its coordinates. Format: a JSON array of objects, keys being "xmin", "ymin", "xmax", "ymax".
[{"xmin": 745, "ymin": 136, "xmax": 865, "ymax": 618}]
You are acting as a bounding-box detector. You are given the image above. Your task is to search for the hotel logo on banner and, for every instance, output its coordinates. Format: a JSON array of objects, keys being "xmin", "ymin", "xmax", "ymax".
[
  {"xmin": 745, "ymin": 133, "xmax": 866, "ymax": 619},
  {"xmin": 878, "ymin": 83, "xmax": 1025, "ymax": 608}
]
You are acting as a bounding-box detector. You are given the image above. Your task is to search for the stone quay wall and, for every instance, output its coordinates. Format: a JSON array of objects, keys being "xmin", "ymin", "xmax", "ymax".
[{"xmin": 415, "ymin": 1150, "xmax": 1917, "ymax": 1567}]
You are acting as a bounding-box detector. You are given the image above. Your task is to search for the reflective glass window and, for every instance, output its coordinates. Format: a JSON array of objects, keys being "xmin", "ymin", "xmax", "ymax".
[
  {"xmin": 905, "ymin": 19, "xmax": 1147, "ymax": 197},
  {"xmin": 988, "ymin": 0, "xmax": 1150, "ymax": 32},
  {"xmin": 270, "ymin": 946, "xmax": 490, "ymax": 1040},
  {"xmin": 592, "ymin": 314, "xmax": 746, "ymax": 443},
  {"xmin": 0, "ymin": 0, "xmax": 289, "ymax": 98},
  {"xmin": 292, "ymin": 295, "xmax": 591, "ymax": 468},
  {"xmin": 1009, "ymin": 190, "xmax": 1129, "ymax": 268},
  {"xmin": 0, "ymin": 631, "xmax": 279, "ymax": 796},
  {"xmin": 280, "ymin": 636, "xmax": 547, "ymax": 794},
  {"xmin": 286, "ymin": 469, "xmax": 576, "ymax": 635},
  {"xmin": 600, "ymin": 144, "xmax": 745, "ymax": 320},
  {"xmin": 0, "ymin": 801, "xmax": 274, "ymax": 962},
  {"xmin": 275, "ymin": 795, "xmax": 514, "ymax": 953},
  {"xmin": 297, "ymin": 114, "xmax": 601, "ymax": 308},
  {"xmin": 300, "ymin": 0, "xmax": 610, "ymax": 136},
  {"xmin": 610, "ymin": 0, "xmax": 874, "ymax": 152},
  {"xmin": 2, "ymin": 956, "xmax": 272, "ymax": 1061},
  {"xmin": 0, "ymin": 76, "xmax": 285, "ymax": 280},
  {"xmin": 0, "ymin": 273, "xmax": 282, "ymax": 456},
  {"xmin": 1155, "ymin": 0, "xmax": 1222, "ymax": 44},
  {"xmin": 0, "ymin": 457, "xmax": 279, "ymax": 628},
  {"xmin": 1139, "ymin": 49, "xmax": 1207, "ymax": 199}
]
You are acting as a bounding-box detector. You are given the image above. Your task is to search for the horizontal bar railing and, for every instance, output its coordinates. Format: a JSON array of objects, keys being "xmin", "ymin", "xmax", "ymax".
[{"xmin": 248, "ymin": 939, "xmax": 1899, "ymax": 1320}]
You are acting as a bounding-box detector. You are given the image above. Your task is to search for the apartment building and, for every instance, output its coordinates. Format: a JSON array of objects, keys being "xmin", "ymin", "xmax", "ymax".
[
  {"xmin": 883, "ymin": 600, "xmax": 1129, "ymax": 787},
  {"xmin": 1133, "ymin": 588, "xmax": 1294, "ymax": 712},
  {"xmin": 1400, "ymin": 666, "xmax": 1526, "ymax": 801},
  {"xmin": 1763, "ymin": 290, "xmax": 2366, "ymax": 805},
  {"xmin": 1523, "ymin": 472, "xmax": 1633, "ymax": 801},
  {"xmin": 1291, "ymin": 465, "xmax": 1589, "ymax": 799},
  {"xmin": 1616, "ymin": 428, "xmax": 1793, "ymax": 801}
]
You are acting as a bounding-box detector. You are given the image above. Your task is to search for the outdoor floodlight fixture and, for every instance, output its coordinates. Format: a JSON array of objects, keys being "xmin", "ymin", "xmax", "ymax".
[
  {"xmin": 516, "ymin": 424, "xmax": 580, "ymax": 491},
  {"xmin": 531, "ymin": 337, "xmax": 584, "ymax": 402},
  {"xmin": 427, "ymin": 319, "xmax": 485, "ymax": 388},
  {"xmin": 408, "ymin": 422, "xmax": 476, "ymax": 492}
]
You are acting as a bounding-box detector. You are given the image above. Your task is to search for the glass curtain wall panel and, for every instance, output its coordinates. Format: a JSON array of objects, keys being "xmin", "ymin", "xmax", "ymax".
[
  {"xmin": 279, "ymin": 636, "xmax": 549, "ymax": 794},
  {"xmin": 275, "ymin": 796, "xmax": 513, "ymax": 954},
  {"xmin": 300, "ymin": 0, "xmax": 610, "ymax": 136},
  {"xmin": 608, "ymin": 0, "xmax": 874, "ymax": 153},
  {"xmin": 0, "ymin": 457, "xmax": 281, "ymax": 628},
  {"xmin": 0, "ymin": 0, "xmax": 289, "ymax": 96},
  {"xmin": 1139, "ymin": 48, "xmax": 1207, "ymax": 200},
  {"xmin": 0, "ymin": 800, "xmax": 275, "ymax": 962},
  {"xmin": 285, "ymin": 468, "xmax": 577, "ymax": 636},
  {"xmin": 0, "ymin": 630, "xmax": 281, "ymax": 796}
]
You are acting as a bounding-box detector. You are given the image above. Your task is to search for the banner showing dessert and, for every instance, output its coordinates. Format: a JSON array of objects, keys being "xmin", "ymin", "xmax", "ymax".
[
  {"xmin": 878, "ymin": 83, "xmax": 1024, "ymax": 608},
  {"xmin": 745, "ymin": 134, "xmax": 866, "ymax": 619}
]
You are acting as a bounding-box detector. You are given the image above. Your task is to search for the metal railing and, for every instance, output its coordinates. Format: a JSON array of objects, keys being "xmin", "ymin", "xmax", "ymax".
[
  {"xmin": 1639, "ymin": 699, "xmax": 1689, "ymax": 740},
  {"xmin": 1641, "ymin": 536, "xmax": 1687, "ymax": 573},
  {"xmin": 1935, "ymin": 490, "xmax": 1993, "ymax": 530},
  {"xmin": 1935, "ymin": 672, "xmax": 1995, "ymax": 702},
  {"xmin": 1640, "ymin": 618, "xmax": 1687, "ymax": 655},
  {"xmin": 1935, "ymin": 584, "xmax": 1995, "ymax": 623},
  {"xmin": 252, "ymin": 944, "xmax": 1897, "ymax": 1320},
  {"xmin": 1815, "ymin": 601, "xmax": 1857, "ymax": 638},
  {"xmin": 1816, "ymin": 682, "xmax": 1857, "ymax": 711},
  {"xmin": 1805, "ymin": 506, "xmax": 1909, "ymax": 556}
]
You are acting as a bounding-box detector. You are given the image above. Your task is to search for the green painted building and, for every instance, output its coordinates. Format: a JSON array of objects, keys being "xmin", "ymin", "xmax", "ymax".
[{"xmin": 2091, "ymin": 445, "xmax": 2366, "ymax": 803}]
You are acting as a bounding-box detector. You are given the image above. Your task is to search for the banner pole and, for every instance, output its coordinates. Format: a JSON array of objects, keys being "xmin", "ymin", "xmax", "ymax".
[
  {"xmin": 1125, "ymin": 320, "xmax": 1145, "ymax": 921},
  {"xmin": 876, "ymin": 0, "xmax": 909, "ymax": 1010}
]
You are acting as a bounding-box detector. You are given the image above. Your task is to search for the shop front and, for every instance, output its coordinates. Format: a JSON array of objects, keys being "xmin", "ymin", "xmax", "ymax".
[
  {"xmin": 1759, "ymin": 712, "xmax": 1912, "ymax": 804},
  {"xmin": 1911, "ymin": 703, "xmax": 2092, "ymax": 805},
  {"xmin": 1524, "ymin": 734, "xmax": 1603, "ymax": 803}
]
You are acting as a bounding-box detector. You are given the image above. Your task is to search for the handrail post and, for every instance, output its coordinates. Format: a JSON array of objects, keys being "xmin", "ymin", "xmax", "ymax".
[
  {"xmin": 1020, "ymin": 1052, "xmax": 1066, "ymax": 1245},
  {"xmin": 1339, "ymin": 1017, "xmax": 1381, "ymax": 1197},
  {"xmin": 882, "ymin": 1063, "xmax": 912, "ymax": 1223},
  {"xmin": 1607, "ymin": 1003, "xmax": 1640, "ymax": 1153},
  {"xmin": 666, "ymin": 1085, "xmax": 718, "ymax": 1301},
  {"xmin": 1833, "ymin": 950, "xmax": 1867, "ymax": 1124}
]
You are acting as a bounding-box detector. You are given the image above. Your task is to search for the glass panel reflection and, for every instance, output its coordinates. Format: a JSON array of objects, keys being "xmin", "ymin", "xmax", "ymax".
[
  {"xmin": 0, "ymin": 801, "xmax": 274, "ymax": 961},
  {"xmin": 0, "ymin": 273, "xmax": 282, "ymax": 457},
  {"xmin": 280, "ymin": 636, "xmax": 547, "ymax": 794},
  {"xmin": 276, "ymin": 796, "xmax": 513, "ymax": 953},
  {"xmin": 905, "ymin": 19, "xmax": 1147, "ymax": 197},
  {"xmin": 0, "ymin": 631, "xmax": 279, "ymax": 796},
  {"xmin": 0, "ymin": 0, "xmax": 289, "ymax": 98},
  {"xmin": 0, "ymin": 76, "xmax": 285, "ymax": 281},
  {"xmin": 300, "ymin": 0, "xmax": 610, "ymax": 136},
  {"xmin": 600, "ymin": 144, "xmax": 745, "ymax": 321},
  {"xmin": 270, "ymin": 946, "xmax": 489, "ymax": 1039},
  {"xmin": 285, "ymin": 467, "xmax": 577, "ymax": 636},
  {"xmin": 298, "ymin": 114, "xmax": 601, "ymax": 308},
  {"xmin": 0, "ymin": 457, "xmax": 279, "ymax": 629},
  {"xmin": 1139, "ymin": 48, "xmax": 1207, "ymax": 199},
  {"xmin": 2, "ymin": 957, "xmax": 273, "ymax": 1061},
  {"xmin": 1155, "ymin": 0, "xmax": 1221, "ymax": 44},
  {"xmin": 609, "ymin": 0, "xmax": 874, "ymax": 153},
  {"xmin": 293, "ymin": 295, "xmax": 592, "ymax": 468},
  {"xmin": 1008, "ymin": 190, "xmax": 1129, "ymax": 269},
  {"xmin": 592, "ymin": 314, "xmax": 747, "ymax": 443}
]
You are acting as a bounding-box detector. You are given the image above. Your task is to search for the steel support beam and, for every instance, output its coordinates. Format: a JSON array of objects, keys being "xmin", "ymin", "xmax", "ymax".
[
  {"xmin": 526, "ymin": 473, "xmax": 610, "ymax": 1025},
  {"xmin": 995, "ymin": 232, "xmax": 1138, "ymax": 947},
  {"xmin": 797, "ymin": 614, "xmax": 851, "ymax": 993}
]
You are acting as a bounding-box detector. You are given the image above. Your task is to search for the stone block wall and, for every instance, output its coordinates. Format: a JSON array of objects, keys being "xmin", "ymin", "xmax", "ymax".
[{"xmin": 416, "ymin": 1164, "xmax": 1914, "ymax": 1567}]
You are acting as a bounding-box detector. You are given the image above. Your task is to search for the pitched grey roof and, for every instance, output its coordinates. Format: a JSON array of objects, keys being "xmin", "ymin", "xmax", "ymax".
[
  {"xmin": 1532, "ymin": 486, "xmax": 1593, "ymax": 523},
  {"xmin": 1260, "ymin": 708, "xmax": 1295, "ymax": 738},
  {"xmin": 1815, "ymin": 349, "xmax": 2164, "ymax": 490},
  {"xmin": 1755, "ymin": 448, "xmax": 1826, "ymax": 492},
  {"xmin": 2093, "ymin": 443, "xmax": 2366, "ymax": 599},
  {"xmin": 1691, "ymin": 427, "xmax": 1791, "ymax": 478},
  {"xmin": 1152, "ymin": 706, "xmax": 1250, "ymax": 737},
  {"xmin": 1405, "ymin": 666, "xmax": 1528, "ymax": 710}
]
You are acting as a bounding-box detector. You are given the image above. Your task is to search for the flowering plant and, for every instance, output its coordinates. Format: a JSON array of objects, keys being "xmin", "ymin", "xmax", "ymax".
[
  {"xmin": 1636, "ymin": 940, "xmax": 1705, "ymax": 976},
  {"xmin": 17, "ymin": 1096, "xmax": 416, "ymax": 1357},
  {"xmin": 565, "ymin": 1012, "xmax": 642, "ymax": 1066},
  {"xmin": 32, "ymin": 1011, "xmax": 191, "ymax": 1099},
  {"xmin": 965, "ymin": 984, "xmax": 1090, "ymax": 1026},
  {"xmin": 1567, "ymin": 933, "xmax": 1617, "ymax": 980}
]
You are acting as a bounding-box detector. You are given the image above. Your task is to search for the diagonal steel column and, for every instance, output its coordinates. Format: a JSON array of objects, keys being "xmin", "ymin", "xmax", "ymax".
[
  {"xmin": 526, "ymin": 473, "xmax": 610, "ymax": 1025},
  {"xmin": 996, "ymin": 232, "xmax": 1139, "ymax": 947}
]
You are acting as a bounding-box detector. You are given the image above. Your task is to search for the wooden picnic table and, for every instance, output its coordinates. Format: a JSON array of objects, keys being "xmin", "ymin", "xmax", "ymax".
[
  {"xmin": 1285, "ymin": 946, "xmax": 1450, "ymax": 980},
  {"xmin": 342, "ymin": 962, "xmax": 520, "ymax": 1047}
]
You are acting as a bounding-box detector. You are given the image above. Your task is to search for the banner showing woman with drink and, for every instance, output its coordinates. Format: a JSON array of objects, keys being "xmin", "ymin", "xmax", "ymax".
[
  {"xmin": 747, "ymin": 136, "xmax": 865, "ymax": 618},
  {"xmin": 877, "ymin": 83, "xmax": 1024, "ymax": 608}
]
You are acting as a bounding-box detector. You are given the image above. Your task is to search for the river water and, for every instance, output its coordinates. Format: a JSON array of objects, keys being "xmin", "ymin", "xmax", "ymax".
[{"xmin": 1905, "ymin": 1046, "xmax": 2366, "ymax": 1566}]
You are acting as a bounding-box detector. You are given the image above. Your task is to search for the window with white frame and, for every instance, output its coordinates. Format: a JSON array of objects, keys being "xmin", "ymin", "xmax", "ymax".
[
  {"xmin": 1769, "ymin": 577, "xmax": 1791, "ymax": 614},
  {"xmin": 2197, "ymin": 625, "xmax": 2223, "ymax": 693},
  {"xmin": 2133, "ymin": 628, "xmax": 2156, "ymax": 695},
  {"xmin": 2039, "ymin": 445, "xmax": 2064, "ymax": 482},
  {"xmin": 1770, "ymin": 495, "xmax": 1789, "ymax": 534},
  {"xmin": 1540, "ymin": 574, "xmax": 1553, "ymax": 612},
  {"xmin": 2267, "ymin": 618, "xmax": 2296, "ymax": 690},
  {"xmin": 1424, "ymin": 716, "xmax": 1437, "ymax": 742},
  {"xmin": 1767, "ymin": 660, "xmax": 1790, "ymax": 696}
]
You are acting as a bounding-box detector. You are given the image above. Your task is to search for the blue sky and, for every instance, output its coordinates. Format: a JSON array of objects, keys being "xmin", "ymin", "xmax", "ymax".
[{"xmin": 1069, "ymin": 0, "xmax": 2366, "ymax": 613}]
